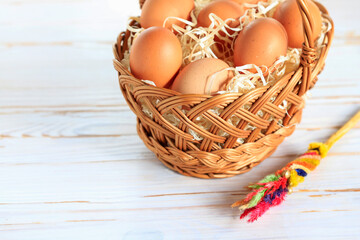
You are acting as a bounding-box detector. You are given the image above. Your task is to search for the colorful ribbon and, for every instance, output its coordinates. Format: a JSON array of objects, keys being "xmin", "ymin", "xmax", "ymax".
[{"xmin": 232, "ymin": 110, "xmax": 360, "ymax": 222}]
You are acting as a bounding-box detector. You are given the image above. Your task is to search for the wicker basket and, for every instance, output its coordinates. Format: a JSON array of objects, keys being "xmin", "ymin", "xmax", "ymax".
[{"xmin": 113, "ymin": 0, "xmax": 334, "ymax": 179}]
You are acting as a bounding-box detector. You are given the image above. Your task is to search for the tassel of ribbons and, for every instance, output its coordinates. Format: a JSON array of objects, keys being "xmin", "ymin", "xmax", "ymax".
[{"xmin": 232, "ymin": 110, "xmax": 360, "ymax": 222}]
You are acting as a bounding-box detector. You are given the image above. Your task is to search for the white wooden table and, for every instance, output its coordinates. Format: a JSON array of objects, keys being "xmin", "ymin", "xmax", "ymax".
[{"xmin": 1, "ymin": 0, "xmax": 359, "ymax": 239}]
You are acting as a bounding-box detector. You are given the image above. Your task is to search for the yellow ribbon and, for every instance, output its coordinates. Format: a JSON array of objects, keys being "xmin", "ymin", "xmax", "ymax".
[{"xmin": 309, "ymin": 110, "xmax": 360, "ymax": 158}]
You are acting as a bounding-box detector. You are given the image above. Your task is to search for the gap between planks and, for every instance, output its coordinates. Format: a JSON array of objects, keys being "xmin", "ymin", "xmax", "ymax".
[
  {"xmin": 0, "ymin": 104, "xmax": 127, "ymax": 109},
  {"xmin": 0, "ymin": 0, "xmax": 92, "ymax": 6},
  {"xmin": 0, "ymin": 134, "xmax": 131, "ymax": 139},
  {"xmin": 0, "ymin": 188, "xmax": 358, "ymax": 206},
  {"xmin": 144, "ymin": 188, "xmax": 360, "ymax": 198},
  {"xmin": 0, "ymin": 126, "xmax": 358, "ymax": 139},
  {"xmin": 1, "ymin": 208, "xmax": 358, "ymax": 231},
  {"xmin": 0, "ymin": 153, "xmax": 358, "ymax": 166},
  {"xmin": 0, "ymin": 41, "xmax": 113, "ymax": 48}
]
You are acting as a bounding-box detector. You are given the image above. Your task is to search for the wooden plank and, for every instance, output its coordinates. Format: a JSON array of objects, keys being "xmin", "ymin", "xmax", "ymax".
[
  {"xmin": 1, "ymin": 102, "xmax": 359, "ymax": 138},
  {"xmin": 0, "ymin": 145, "xmax": 359, "ymax": 238},
  {"xmin": 0, "ymin": 43, "xmax": 359, "ymax": 108},
  {"xmin": 0, "ymin": 108, "xmax": 137, "ymax": 138},
  {"xmin": 1, "ymin": 0, "xmax": 359, "ymax": 238},
  {"xmin": 1, "ymin": 200, "xmax": 359, "ymax": 240},
  {"xmin": 0, "ymin": 0, "xmax": 358, "ymax": 42},
  {"xmin": 0, "ymin": 0, "xmax": 139, "ymax": 43},
  {"xmin": 0, "ymin": 124, "xmax": 359, "ymax": 164}
]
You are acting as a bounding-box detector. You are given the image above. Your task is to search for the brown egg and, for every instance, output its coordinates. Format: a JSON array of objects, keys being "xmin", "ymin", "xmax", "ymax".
[
  {"xmin": 234, "ymin": 18, "xmax": 288, "ymax": 68},
  {"xmin": 197, "ymin": 0, "xmax": 245, "ymax": 28},
  {"xmin": 140, "ymin": 0, "xmax": 195, "ymax": 29},
  {"xmin": 130, "ymin": 27, "xmax": 182, "ymax": 88},
  {"xmin": 171, "ymin": 58, "xmax": 233, "ymax": 95},
  {"xmin": 273, "ymin": 0, "xmax": 322, "ymax": 48}
]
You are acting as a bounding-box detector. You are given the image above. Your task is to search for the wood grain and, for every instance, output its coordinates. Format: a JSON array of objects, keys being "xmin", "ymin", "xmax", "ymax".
[{"xmin": 0, "ymin": 0, "xmax": 360, "ymax": 239}]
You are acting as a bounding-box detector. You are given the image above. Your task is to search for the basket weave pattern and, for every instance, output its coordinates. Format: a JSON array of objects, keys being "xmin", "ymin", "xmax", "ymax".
[{"xmin": 113, "ymin": 0, "xmax": 334, "ymax": 178}]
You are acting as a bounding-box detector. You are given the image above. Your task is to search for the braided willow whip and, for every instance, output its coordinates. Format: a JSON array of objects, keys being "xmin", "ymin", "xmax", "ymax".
[{"xmin": 232, "ymin": 110, "xmax": 360, "ymax": 222}]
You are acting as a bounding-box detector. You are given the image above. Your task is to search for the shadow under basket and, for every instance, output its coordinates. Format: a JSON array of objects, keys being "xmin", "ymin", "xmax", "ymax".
[{"xmin": 113, "ymin": 0, "xmax": 334, "ymax": 179}]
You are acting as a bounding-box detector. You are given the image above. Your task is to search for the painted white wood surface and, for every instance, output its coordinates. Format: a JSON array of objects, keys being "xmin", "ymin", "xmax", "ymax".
[{"xmin": 0, "ymin": 0, "xmax": 359, "ymax": 239}]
